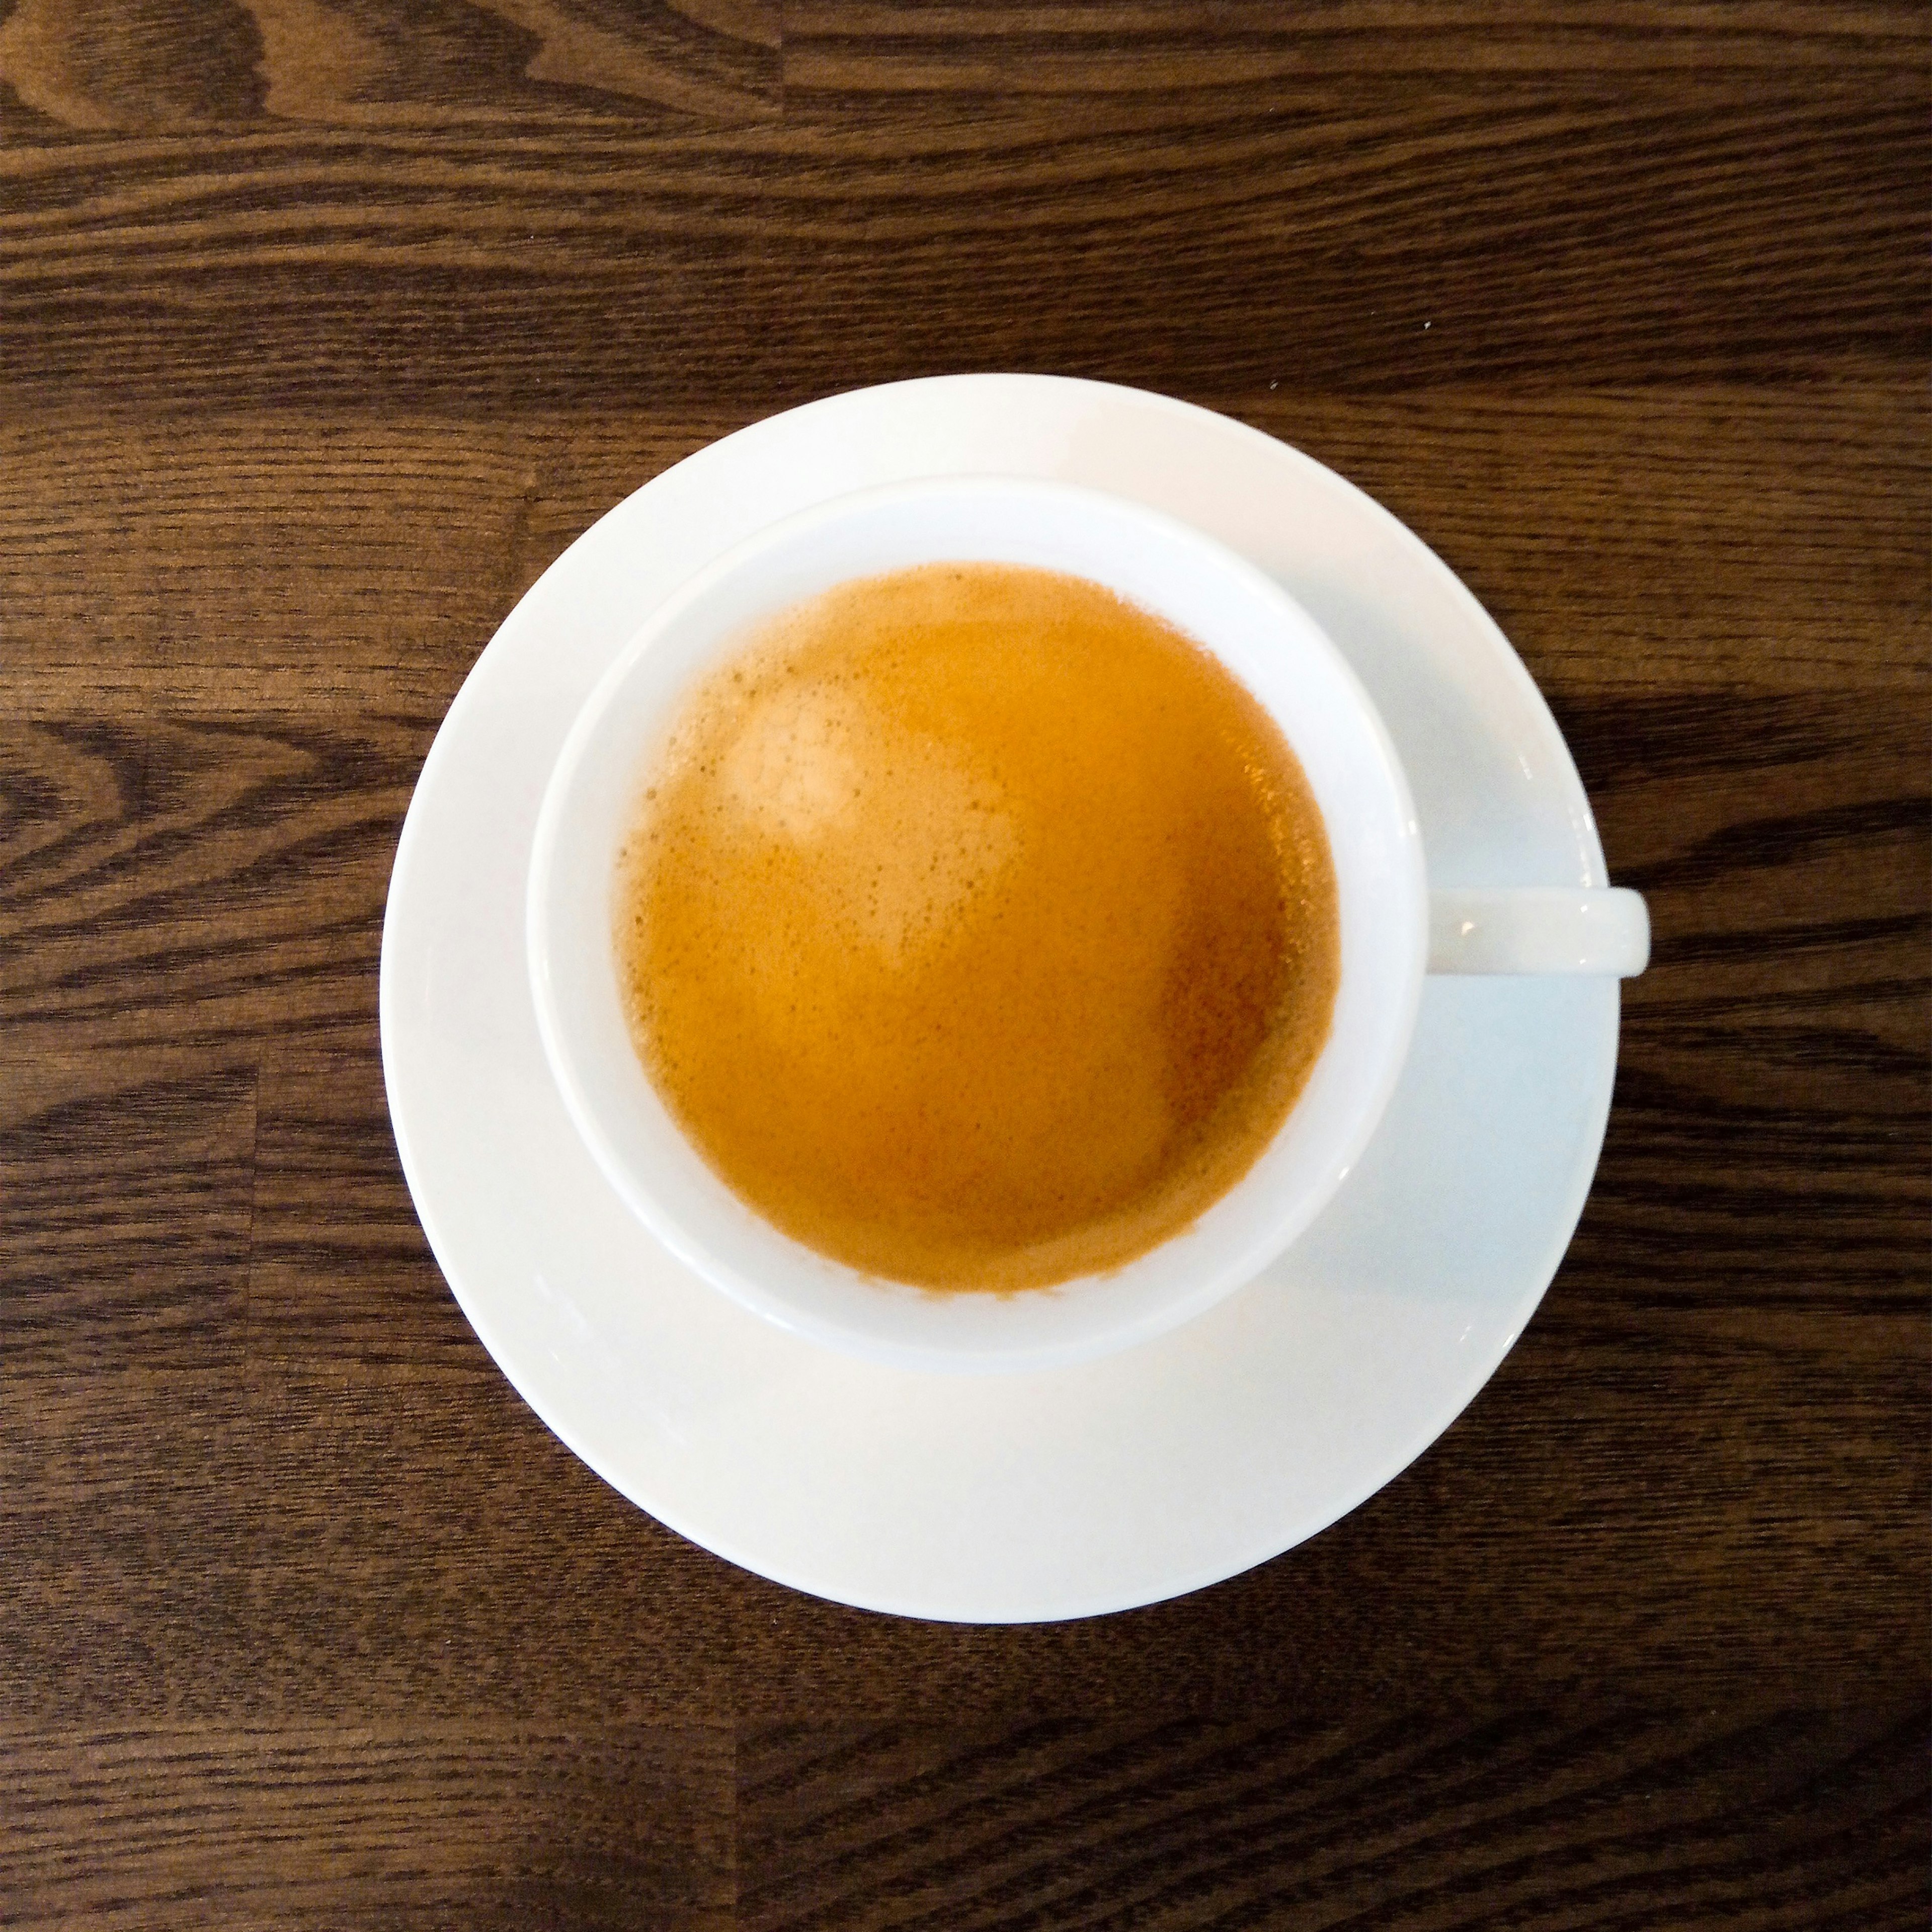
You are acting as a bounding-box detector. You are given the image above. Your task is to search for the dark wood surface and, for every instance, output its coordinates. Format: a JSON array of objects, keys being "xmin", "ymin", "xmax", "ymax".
[{"xmin": 2, "ymin": 5, "xmax": 1927, "ymax": 1926}]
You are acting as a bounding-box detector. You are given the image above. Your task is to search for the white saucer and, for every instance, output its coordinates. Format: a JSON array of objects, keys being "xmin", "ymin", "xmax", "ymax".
[{"xmin": 380, "ymin": 376, "xmax": 1620, "ymax": 1624}]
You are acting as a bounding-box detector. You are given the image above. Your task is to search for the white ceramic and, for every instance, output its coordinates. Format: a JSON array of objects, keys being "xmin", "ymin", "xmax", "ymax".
[
  {"xmin": 529, "ymin": 476, "xmax": 1424, "ymax": 1373},
  {"xmin": 1428, "ymin": 886, "xmax": 1648, "ymax": 975},
  {"xmin": 527, "ymin": 476, "xmax": 1646, "ymax": 1374},
  {"xmin": 382, "ymin": 374, "xmax": 1631, "ymax": 1621}
]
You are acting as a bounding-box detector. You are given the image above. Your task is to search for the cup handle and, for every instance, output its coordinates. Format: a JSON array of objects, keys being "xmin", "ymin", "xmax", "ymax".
[{"xmin": 1427, "ymin": 888, "xmax": 1650, "ymax": 977}]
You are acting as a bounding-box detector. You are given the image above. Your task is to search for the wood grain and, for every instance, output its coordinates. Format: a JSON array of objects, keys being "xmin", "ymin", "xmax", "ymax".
[
  {"xmin": 3, "ymin": 391, "xmax": 1920, "ymax": 701},
  {"xmin": 784, "ymin": 1, "xmax": 1931, "ymax": 92},
  {"xmin": 0, "ymin": 1049, "xmax": 255, "ymax": 1374},
  {"xmin": 1, "ymin": 1721, "xmax": 734, "ymax": 1929},
  {"xmin": 0, "ymin": 0, "xmax": 781, "ymax": 130},
  {"xmin": 738, "ymin": 1707, "xmax": 1930, "ymax": 1931},
  {"xmin": 0, "ymin": 79, "xmax": 1922, "ymax": 405},
  {"xmin": 1, "ymin": 3, "xmax": 1926, "ymax": 1923},
  {"xmin": 249, "ymin": 1042, "xmax": 470, "ymax": 1372},
  {"xmin": 0, "ymin": 710, "xmax": 428, "ymax": 1055}
]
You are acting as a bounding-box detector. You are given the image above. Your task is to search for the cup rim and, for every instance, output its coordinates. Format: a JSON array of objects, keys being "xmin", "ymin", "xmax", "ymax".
[{"xmin": 527, "ymin": 474, "xmax": 1427, "ymax": 1373}]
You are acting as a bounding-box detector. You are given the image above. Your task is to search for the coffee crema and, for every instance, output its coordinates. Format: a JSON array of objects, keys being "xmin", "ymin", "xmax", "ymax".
[{"xmin": 614, "ymin": 561, "xmax": 1339, "ymax": 1292}]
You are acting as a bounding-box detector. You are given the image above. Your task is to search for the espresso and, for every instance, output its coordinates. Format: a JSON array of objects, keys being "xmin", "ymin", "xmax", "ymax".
[{"xmin": 613, "ymin": 562, "xmax": 1339, "ymax": 1291}]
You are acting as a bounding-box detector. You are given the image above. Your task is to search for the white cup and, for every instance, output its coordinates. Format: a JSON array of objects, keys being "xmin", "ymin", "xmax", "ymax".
[{"xmin": 528, "ymin": 478, "xmax": 1647, "ymax": 1374}]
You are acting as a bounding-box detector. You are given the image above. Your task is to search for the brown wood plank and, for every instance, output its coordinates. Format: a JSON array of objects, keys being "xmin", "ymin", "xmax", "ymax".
[
  {"xmin": 786, "ymin": 2, "xmax": 1930, "ymax": 97},
  {"xmin": 0, "ymin": 1364, "xmax": 742, "ymax": 1725},
  {"xmin": 0, "ymin": 1720, "xmax": 734, "ymax": 1930},
  {"xmin": 1578, "ymin": 685, "xmax": 1929, "ymax": 1332},
  {"xmin": 0, "ymin": 1048, "xmax": 256, "ymax": 1375},
  {"xmin": 8, "ymin": 5, "xmax": 1921, "ymax": 146},
  {"xmin": 0, "ymin": 710, "xmax": 431, "ymax": 1056},
  {"xmin": 0, "ymin": 409, "xmax": 548, "ymax": 682},
  {"xmin": 233, "ymin": 1369, "xmax": 745, "ymax": 1721},
  {"xmin": 4, "ymin": 391, "xmax": 1921, "ymax": 698},
  {"xmin": 0, "ymin": 78, "xmax": 1921, "ymax": 404},
  {"xmin": 1243, "ymin": 390, "xmax": 1932, "ymax": 698},
  {"xmin": 0, "ymin": 0, "xmax": 268, "ymax": 132},
  {"xmin": 0, "ymin": 1371, "xmax": 264, "ymax": 1722},
  {"xmin": 737, "ymin": 1706, "xmax": 1930, "ymax": 1931},
  {"xmin": 248, "ymin": 1042, "xmax": 477, "ymax": 1374},
  {"xmin": 0, "ymin": 0, "xmax": 781, "ymax": 132}
]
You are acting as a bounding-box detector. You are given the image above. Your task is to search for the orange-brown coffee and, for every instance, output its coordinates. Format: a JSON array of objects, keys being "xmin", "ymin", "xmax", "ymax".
[{"xmin": 613, "ymin": 562, "xmax": 1339, "ymax": 1291}]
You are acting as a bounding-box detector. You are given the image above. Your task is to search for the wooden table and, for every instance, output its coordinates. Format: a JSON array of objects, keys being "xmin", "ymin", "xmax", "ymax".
[{"xmin": 3, "ymin": 6, "xmax": 1925, "ymax": 1925}]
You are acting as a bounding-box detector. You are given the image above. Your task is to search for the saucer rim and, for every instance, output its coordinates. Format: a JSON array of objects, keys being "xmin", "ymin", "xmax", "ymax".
[{"xmin": 380, "ymin": 374, "xmax": 1619, "ymax": 1623}]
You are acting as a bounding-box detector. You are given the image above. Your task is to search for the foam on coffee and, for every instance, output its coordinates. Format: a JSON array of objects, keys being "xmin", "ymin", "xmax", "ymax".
[{"xmin": 614, "ymin": 562, "xmax": 1339, "ymax": 1291}]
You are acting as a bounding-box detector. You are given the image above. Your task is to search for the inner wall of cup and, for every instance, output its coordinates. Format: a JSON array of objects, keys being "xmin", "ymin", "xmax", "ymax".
[{"xmin": 534, "ymin": 480, "xmax": 1424, "ymax": 1368}]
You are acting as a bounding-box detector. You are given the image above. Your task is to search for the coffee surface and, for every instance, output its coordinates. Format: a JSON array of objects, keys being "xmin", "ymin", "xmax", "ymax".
[{"xmin": 614, "ymin": 562, "xmax": 1339, "ymax": 1290}]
